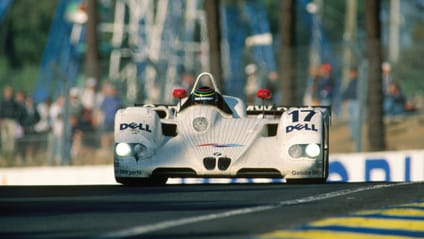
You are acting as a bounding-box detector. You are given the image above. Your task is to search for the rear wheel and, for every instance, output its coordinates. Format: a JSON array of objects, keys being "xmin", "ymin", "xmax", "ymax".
[{"xmin": 116, "ymin": 176, "xmax": 168, "ymax": 186}]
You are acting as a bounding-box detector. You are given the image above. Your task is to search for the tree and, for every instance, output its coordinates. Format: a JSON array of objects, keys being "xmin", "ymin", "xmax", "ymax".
[
  {"xmin": 279, "ymin": 0, "xmax": 296, "ymax": 105},
  {"xmin": 0, "ymin": 0, "xmax": 56, "ymax": 92},
  {"xmin": 364, "ymin": 0, "xmax": 386, "ymax": 151},
  {"xmin": 205, "ymin": 0, "xmax": 224, "ymax": 91},
  {"xmin": 2, "ymin": 0, "xmax": 56, "ymax": 67},
  {"xmin": 86, "ymin": 0, "xmax": 100, "ymax": 81}
]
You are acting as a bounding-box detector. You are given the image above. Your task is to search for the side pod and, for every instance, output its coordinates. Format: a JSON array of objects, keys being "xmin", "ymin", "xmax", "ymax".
[{"xmin": 114, "ymin": 107, "xmax": 163, "ymax": 148}]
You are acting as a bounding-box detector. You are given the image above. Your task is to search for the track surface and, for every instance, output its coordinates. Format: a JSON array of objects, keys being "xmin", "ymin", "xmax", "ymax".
[{"xmin": 0, "ymin": 182, "xmax": 423, "ymax": 239}]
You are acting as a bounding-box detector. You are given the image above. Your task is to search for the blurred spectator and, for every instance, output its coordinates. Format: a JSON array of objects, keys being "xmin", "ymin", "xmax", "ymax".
[
  {"xmin": 317, "ymin": 63, "xmax": 334, "ymax": 106},
  {"xmin": 34, "ymin": 98, "xmax": 52, "ymax": 133},
  {"xmin": 69, "ymin": 87, "xmax": 84, "ymax": 118},
  {"xmin": 69, "ymin": 87, "xmax": 84, "ymax": 158},
  {"xmin": 0, "ymin": 86, "xmax": 21, "ymax": 162},
  {"xmin": 14, "ymin": 90, "xmax": 27, "ymax": 138},
  {"xmin": 180, "ymin": 72, "xmax": 195, "ymax": 91},
  {"xmin": 34, "ymin": 98, "xmax": 52, "ymax": 152},
  {"xmin": 304, "ymin": 65, "xmax": 321, "ymax": 106},
  {"xmin": 14, "ymin": 90, "xmax": 28, "ymax": 163},
  {"xmin": 342, "ymin": 67, "xmax": 358, "ymax": 102},
  {"xmin": 71, "ymin": 107, "xmax": 97, "ymax": 157},
  {"xmin": 99, "ymin": 82, "xmax": 121, "ymax": 151},
  {"xmin": 244, "ymin": 64, "xmax": 259, "ymax": 104},
  {"xmin": 384, "ymin": 82, "xmax": 406, "ymax": 116},
  {"xmin": 49, "ymin": 96, "xmax": 65, "ymax": 165},
  {"xmin": 266, "ymin": 71, "xmax": 280, "ymax": 104},
  {"xmin": 19, "ymin": 95, "xmax": 41, "ymax": 163},
  {"xmin": 342, "ymin": 67, "xmax": 359, "ymax": 140},
  {"xmin": 382, "ymin": 62, "xmax": 393, "ymax": 95},
  {"xmin": 80, "ymin": 77, "xmax": 98, "ymax": 110}
]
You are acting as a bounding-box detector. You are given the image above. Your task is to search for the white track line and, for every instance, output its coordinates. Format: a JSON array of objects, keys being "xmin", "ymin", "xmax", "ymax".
[{"xmin": 96, "ymin": 182, "xmax": 413, "ymax": 238}]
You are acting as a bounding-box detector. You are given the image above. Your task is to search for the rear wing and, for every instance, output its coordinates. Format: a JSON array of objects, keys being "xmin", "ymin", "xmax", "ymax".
[{"xmin": 246, "ymin": 105, "xmax": 331, "ymax": 116}]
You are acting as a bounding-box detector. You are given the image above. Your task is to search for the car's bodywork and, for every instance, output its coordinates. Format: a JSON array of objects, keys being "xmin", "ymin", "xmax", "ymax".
[{"xmin": 114, "ymin": 72, "xmax": 331, "ymax": 185}]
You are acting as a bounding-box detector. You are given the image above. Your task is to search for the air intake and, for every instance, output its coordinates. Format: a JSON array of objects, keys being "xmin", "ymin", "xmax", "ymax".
[
  {"xmin": 203, "ymin": 157, "xmax": 216, "ymax": 170},
  {"xmin": 237, "ymin": 168, "xmax": 282, "ymax": 178},
  {"xmin": 218, "ymin": 157, "xmax": 231, "ymax": 170}
]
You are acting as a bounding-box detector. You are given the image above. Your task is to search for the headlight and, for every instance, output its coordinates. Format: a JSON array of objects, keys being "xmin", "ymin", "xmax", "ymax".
[
  {"xmin": 288, "ymin": 144, "xmax": 321, "ymax": 159},
  {"xmin": 116, "ymin": 143, "xmax": 131, "ymax": 156},
  {"xmin": 288, "ymin": 144, "xmax": 303, "ymax": 158},
  {"xmin": 193, "ymin": 117, "xmax": 209, "ymax": 132},
  {"xmin": 305, "ymin": 144, "xmax": 320, "ymax": 158},
  {"xmin": 115, "ymin": 142, "xmax": 153, "ymax": 160}
]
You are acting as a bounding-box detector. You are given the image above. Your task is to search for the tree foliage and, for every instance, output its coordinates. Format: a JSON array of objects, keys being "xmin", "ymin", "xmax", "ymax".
[
  {"xmin": 3, "ymin": 0, "xmax": 57, "ymax": 67},
  {"xmin": 0, "ymin": 0, "xmax": 56, "ymax": 92}
]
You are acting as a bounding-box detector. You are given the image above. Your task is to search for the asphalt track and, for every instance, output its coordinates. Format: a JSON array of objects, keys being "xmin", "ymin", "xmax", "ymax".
[{"xmin": 0, "ymin": 182, "xmax": 423, "ymax": 239}]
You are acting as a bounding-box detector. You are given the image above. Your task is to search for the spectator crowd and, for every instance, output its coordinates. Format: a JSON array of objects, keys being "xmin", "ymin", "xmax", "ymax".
[
  {"xmin": 304, "ymin": 62, "xmax": 415, "ymax": 116},
  {"xmin": 304, "ymin": 62, "xmax": 418, "ymax": 144},
  {"xmin": 304, "ymin": 63, "xmax": 335, "ymax": 107},
  {"xmin": 0, "ymin": 79, "xmax": 121, "ymax": 167}
]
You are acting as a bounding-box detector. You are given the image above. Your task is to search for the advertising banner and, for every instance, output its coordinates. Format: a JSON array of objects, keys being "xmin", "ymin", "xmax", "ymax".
[{"xmin": 329, "ymin": 150, "xmax": 424, "ymax": 182}]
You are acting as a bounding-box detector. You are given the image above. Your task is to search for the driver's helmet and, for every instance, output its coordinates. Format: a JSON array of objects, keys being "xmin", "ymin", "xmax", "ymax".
[{"xmin": 193, "ymin": 86, "xmax": 217, "ymax": 105}]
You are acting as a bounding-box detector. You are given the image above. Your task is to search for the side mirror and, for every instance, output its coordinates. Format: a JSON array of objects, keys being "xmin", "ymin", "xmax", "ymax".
[
  {"xmin": 256, "ymin": 89, "xmax": 272, "ymax": 118},
  {"xmin": 256, "ymin": 89, "xmax": 272, "ymax": 100},
  {"xmin": 173, "ymin": 88, "xmax": 187, "ymax": 99},
  {"xmin": 173, "ymin": 88, "xmax": 187, "ymax": 116}
]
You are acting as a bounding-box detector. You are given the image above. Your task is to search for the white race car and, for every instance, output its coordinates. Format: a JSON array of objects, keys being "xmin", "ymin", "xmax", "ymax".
[{"xmin": 114, "ymin": 72, "xmax": 331, "ymax": 185}]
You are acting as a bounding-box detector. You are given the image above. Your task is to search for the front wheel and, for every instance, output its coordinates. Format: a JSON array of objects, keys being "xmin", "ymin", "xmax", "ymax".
[{"xmin": 116, "ymin": 176, "xmax": 168, "ymax": 186}]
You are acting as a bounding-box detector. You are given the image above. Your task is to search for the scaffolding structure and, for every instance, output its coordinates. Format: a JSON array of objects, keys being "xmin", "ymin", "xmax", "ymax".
[
  {"xmin": 104, "ymin": 0, "xmax": 208, "ymax": 104},
  {"xmin": 33, "ymin": 0, "xmax": 277, "ymax": 105},
  {"xmin": 220, "ymin": 0, "xmax": 276, "ymax": 101}
]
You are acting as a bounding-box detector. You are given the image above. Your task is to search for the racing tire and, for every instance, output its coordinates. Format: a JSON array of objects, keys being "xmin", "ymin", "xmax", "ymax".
[
  {"xmin": 116, "ymin": 176, "xmax": 168, "ymax": 186},
  {"xmin": 322, "ymin": 117, "xmax": 330, "ymax": 182}
]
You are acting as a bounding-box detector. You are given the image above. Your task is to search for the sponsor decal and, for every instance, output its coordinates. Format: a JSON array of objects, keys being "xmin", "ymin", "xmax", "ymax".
[
  {"xmin": 286, "ymin": 123, "xmax": 318, "ymax": 133},
  {"xmin": 291, "ymin": 170, "xmax": 320, "ymax": 176},
  {"xmin": 120, "ymin": 122, "xmax": 152, "ymax": 133},
  {"xmin": 329, "ymin": 156, "xmax": 412, "ymax": 182},
  {"xmin": 118, "ymin": 169, "xmax": 145, "ymax": 176},
  {"xmin": 197, "ymin": 143, "xmax": 243, "ymax": 148},
  {"xmin": 246, "ymin": 105, "xmax": 287, "ymax": 112},
  {"xmin": 194, "ymin": 96, "xmax": 214, "ymax": 101}
]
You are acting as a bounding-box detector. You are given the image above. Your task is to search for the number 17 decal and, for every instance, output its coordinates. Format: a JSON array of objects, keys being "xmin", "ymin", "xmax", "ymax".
[{"xmin": 288, "ymin": 110, "xmax": 316, "ymax": 122}]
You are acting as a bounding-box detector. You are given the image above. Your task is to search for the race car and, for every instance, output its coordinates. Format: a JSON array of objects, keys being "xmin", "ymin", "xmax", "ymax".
[{"xmin": 114, "ymin": 72, "xmax": 331, "ymax": 185}]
